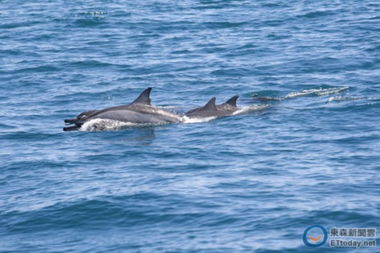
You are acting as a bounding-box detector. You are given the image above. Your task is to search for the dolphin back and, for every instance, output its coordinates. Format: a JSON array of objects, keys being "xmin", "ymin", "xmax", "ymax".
[{"xmin": 185, "ymin": 97, "xmax": 218, "ymax": 117}]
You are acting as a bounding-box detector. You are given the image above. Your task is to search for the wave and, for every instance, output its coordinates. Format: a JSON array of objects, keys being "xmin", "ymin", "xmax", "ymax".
[
  {"xmin": 3, "ymin": 193, "xmax": 223, "ymax": 233},
  {"xmin": 4, "ymin": 198, "xmax": 150, "ymax": 232},
  {"xmin": 9, "ymin": 65, "xmax": 60, "ymax": 74}
]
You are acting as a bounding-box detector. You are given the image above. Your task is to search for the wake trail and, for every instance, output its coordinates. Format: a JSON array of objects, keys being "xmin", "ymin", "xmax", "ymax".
[{"xmin": 253, "ymin": 86, "xmax": 350, "ymax": 102}]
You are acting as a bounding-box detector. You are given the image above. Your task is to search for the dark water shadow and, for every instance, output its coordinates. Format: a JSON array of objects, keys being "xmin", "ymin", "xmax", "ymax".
[
  {"xmin": 100, "ymin": 127, "xmax": 157, "ymax": 146},
  {"xmin": 67, "ymin": 126, "xmax": 157, "ymax": 146}
]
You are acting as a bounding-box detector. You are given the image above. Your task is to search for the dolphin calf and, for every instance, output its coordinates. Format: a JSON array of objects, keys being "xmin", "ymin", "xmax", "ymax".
[
  {"xmin": 185, "ymin": 95, "xmax": 240, "ymax": 118},
  {"xmin": 63, "ymin": 88, "xmax": 183, "ymax": 131}
]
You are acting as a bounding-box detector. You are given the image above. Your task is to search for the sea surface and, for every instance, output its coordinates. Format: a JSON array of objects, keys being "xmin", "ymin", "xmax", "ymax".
[{"xmin": 1, "ymin": 0, "xmax": 379, "ymax": 252}]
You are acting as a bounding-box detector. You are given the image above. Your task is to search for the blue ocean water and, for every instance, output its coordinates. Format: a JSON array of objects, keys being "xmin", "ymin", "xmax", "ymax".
[{"xmin": 1, "ymin": 0, "xmax": 379, "ymax": 252}]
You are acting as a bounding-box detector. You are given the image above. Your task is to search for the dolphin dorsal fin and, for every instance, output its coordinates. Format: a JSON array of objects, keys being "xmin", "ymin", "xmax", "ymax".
[
  {"xmin": 131, "ymin": 87, "xmax": 152, "ymax": 105},
  {"xmin": 225, "ymin": 95, "xmax": 239, "ymax": 107},
  {"xmin": 202, "ymin": 97, "xmax": 217, "ymax": 111}
]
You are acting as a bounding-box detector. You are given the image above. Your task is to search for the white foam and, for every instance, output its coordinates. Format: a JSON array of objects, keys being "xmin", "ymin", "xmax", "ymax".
[
  {"xmin": 327, "ymin": 96, "xmax": 356, "ymax": 102},
  {"xmin": 285, "ymin": 87, "xmax": 349, "ymax": 99},
  {"xmin": 327, "ymin": 95, "xmax": 380, "ymax": 103},
  {"xmin": 182, "ymin": 115, "xmax": 217, "ymax": 123}
]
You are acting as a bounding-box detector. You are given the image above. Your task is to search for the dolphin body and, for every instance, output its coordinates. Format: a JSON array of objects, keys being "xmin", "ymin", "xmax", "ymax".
[
  {"xmin": 185, "ymin": 95, "xmax": 239, "ymax": 118},
  {"xmin": 63, "ymin": 88, "xmax": 183, "ymax": 131}
]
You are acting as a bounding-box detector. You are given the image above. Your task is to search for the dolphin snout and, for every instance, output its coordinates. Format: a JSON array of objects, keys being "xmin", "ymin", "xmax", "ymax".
[
  {"xmin": 64, "ymin": 118, "xmax": 77, "ymax": 124},
  {"xmin": 63, "ymin": 125, "xmax": 80, "ymax": 131}
]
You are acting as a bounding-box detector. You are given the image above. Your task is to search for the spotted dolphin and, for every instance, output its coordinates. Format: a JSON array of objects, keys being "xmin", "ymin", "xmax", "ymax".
[{"xmin": 63, "ymin": 88, "xmax": 183, "ymax": 131}]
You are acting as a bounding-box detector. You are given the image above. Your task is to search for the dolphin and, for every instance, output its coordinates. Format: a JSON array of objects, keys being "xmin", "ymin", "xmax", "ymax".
[
  {"xmin": 63, "ymin": 88, "xmax": 183, "ymax": 131},
  {"xmin": 64, "ymin": 110, "xmax": 99, "ymax": 125},
  {"xmin": 185, "ymin": 95, "xmax": 239, "ymax": 118}
]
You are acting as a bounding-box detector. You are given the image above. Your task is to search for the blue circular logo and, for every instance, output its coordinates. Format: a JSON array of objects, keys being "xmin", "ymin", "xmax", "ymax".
[{"xmin": 303, "ymin": 225, "xmax": 328, "ymax": 247}]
